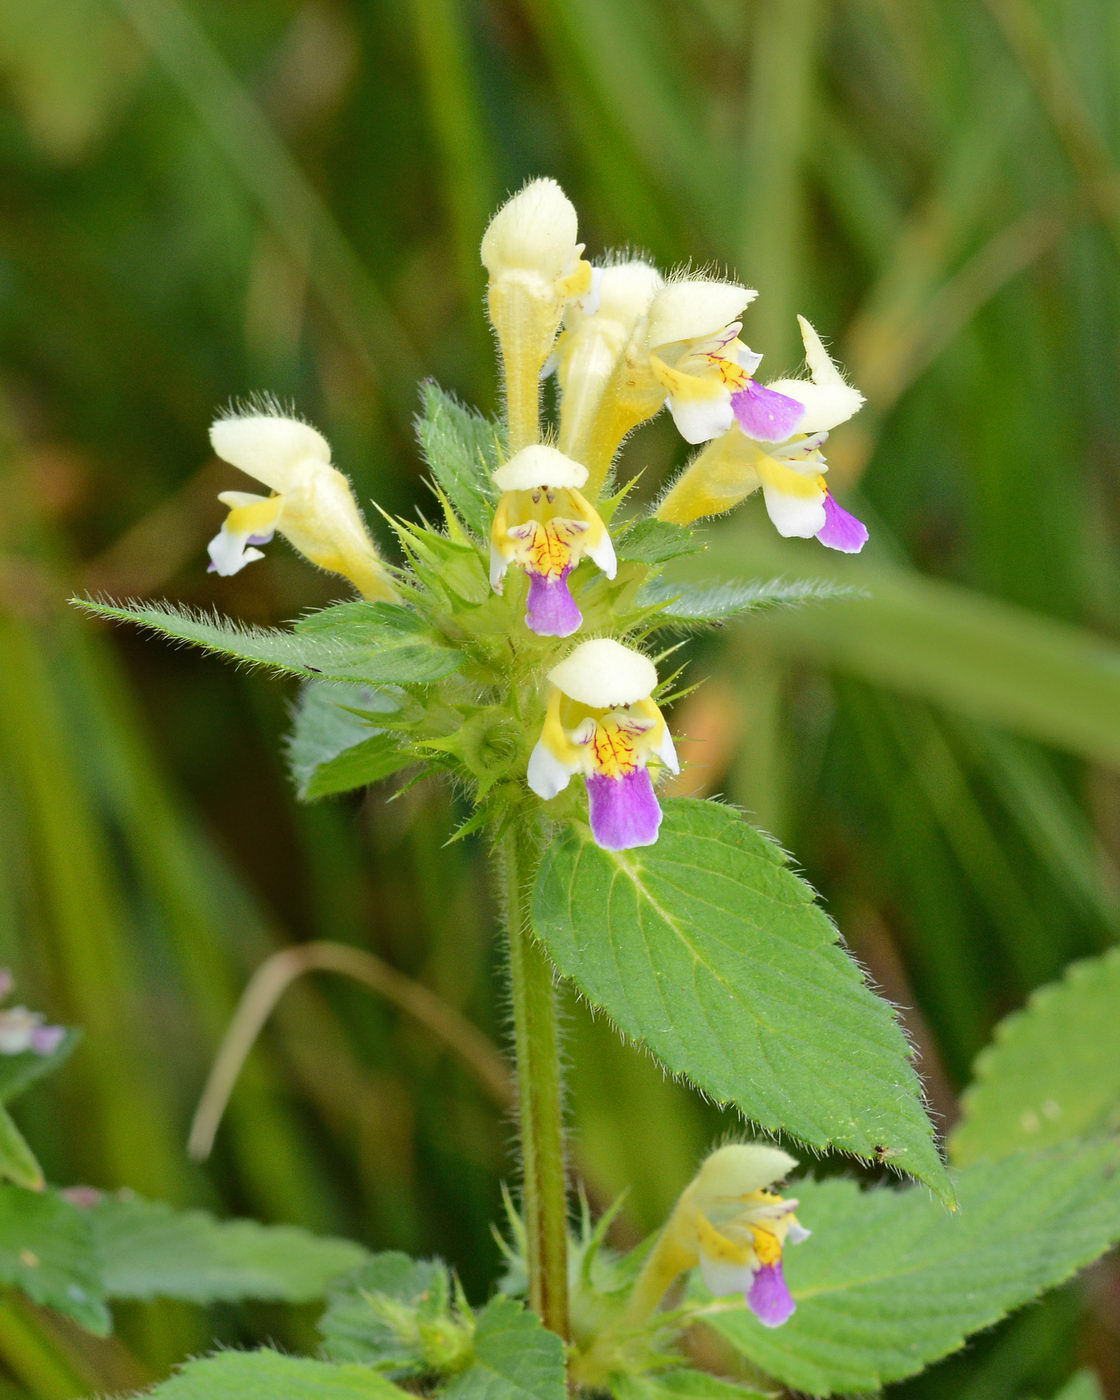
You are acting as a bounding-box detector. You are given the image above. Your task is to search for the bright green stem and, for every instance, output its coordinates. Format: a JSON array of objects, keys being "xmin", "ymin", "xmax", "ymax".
[{"xmin": 499, "ymin": 816, "xmax": 570, "ymax": 1340}]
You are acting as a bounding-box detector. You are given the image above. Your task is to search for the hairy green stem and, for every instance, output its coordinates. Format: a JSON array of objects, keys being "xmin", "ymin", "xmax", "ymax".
[{"xmin": 499, "ymin": 814, "xmax": 570, "ymax": 1340}]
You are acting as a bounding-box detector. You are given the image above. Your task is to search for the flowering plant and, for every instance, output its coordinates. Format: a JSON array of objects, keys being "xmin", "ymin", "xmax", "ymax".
[{"xmin": 61, "ymin": 180, "xmax": 1120, "ymax": 1399}]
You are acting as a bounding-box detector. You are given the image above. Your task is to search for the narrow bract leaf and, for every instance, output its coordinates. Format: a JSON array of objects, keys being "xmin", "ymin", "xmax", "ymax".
[
  {"xmin": 92, "ymin": 1193, "xmax": 366, "ymax": 1303},
  {"xmin": 532, "ymin": 799, "xmax": 950, "ymax": 1200},
  {"xmin": 288, "ymin": 681, "xmax": 412, "ymax": 801},
  {"xmin": 0, "ymin": 1107, "xmax": 44, "ymax": 1189},
  {"xmin": 137, "ymin": 1351, "xmax": 411, "ymax": 1398},
  {"xmin": 75, "ymin": 598, "xmax": 462, "ymax": 685},
  {"xmin": 640, "ymin": 577, "xmax": 857, "ymax": 627},
  {"xmin": 0, "ymin": 1187, "xmax": 107, "ymax": 1333},
  {"xmin": 616, "ymin": 520, "xmax": 703, "ymax": 565},
  {"xmin": 0, "ymin": 1029, "xmax": 79, "ymax": 1105},
  {"xmin": 703, "ymin": 1141, "xmax": 1120, "ymax": 1396},
  {"xmin": 443, "ymin": 1296, "xmax": 566, "ymax": 1400},
  {"xmin": 416, "ymin": 381, "xmax": 502, "ymax": 536},
  {"xmin": 950, "ymin": 947, "xmax": 1120, "ymax": 1166}
]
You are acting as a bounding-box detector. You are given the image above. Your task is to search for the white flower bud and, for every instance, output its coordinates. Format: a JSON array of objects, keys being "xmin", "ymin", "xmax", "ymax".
[{"xmin": 481, "ymin": 178, "xmax": 581, "ymax": 283}]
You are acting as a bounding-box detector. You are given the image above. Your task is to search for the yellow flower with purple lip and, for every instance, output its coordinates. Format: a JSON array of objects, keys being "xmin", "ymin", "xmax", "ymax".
[
  {"xmin": 207, "ymin": 410, "xmax": 398, "ymax": 600},
  {"xmin": 657, "ymin": 317, "xmax": 868, "ymax": 553},
  {"xmin": 490, "ymin": 446, "xmax": 617, "ymax": 637},
  {"xmin": 644, "ymin": 280, "xmax": 806, "ymax": 446},
  {"xmin": 632, "ymin": 1144, "xmax": 810, "ymax": 1330},
  {"xmin": 527, "ymin": 639, "xmax": 678, "ymax": 850}
]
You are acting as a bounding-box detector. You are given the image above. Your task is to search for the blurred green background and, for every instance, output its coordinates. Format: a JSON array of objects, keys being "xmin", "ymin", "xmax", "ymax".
[{"xmin": 1, "ymin": 0, "xmax": 1118, "ymax": 1395}]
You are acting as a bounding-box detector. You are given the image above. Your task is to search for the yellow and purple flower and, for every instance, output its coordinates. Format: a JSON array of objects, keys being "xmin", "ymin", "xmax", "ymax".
[
  {"xmin": 527, "ymin": 638, "xmax": 677, "ymax": 850},
  {"xmin": 657, "ymin": 317, "xmax": 868, "ymax": 553},
  {"xmin": 630, "ymin": 1143, "xmax": 809, "ymax": 1330},
  {"xmin": 645, "ymin": 281, "xmax": 805, "ymax": 446},
  {"xmin": 207, "ymin": 410, "xmax": 398, "ymax": 599},
  {"xmin": 490, "ymin": 445, "xmax": 616, "ymax": 637}
]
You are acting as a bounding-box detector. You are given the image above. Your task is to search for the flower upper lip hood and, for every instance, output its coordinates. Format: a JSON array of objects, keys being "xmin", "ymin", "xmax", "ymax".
[
  {"xmin": 481, "ymin": 177, "xmax": 583, "ymax": 284},
  {"xmin": 643, "ymin": 278, "xmax": 757, "ymax": 351},
  {"xmin": 492, "ymin": 445, "xmax": 589, "ymax": 493},
  {"xmin": 547, "ymin": 638, "xmax": 658, "ymax": 710},
  {"xmin": 208, "ymin": 412, "xmax": 330, "ymax": 494}
]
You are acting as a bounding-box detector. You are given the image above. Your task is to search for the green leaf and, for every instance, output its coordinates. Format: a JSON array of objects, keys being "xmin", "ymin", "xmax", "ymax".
[
  {"xmin": 702, "ymin": 1141, "xmax": 1120, "ymax": 1396},
  {"xmin": 137, "ymin": 1351, "xmax": 411, "ymax": 1398},
  {"xmin": 0, "ymin": 1107, "xmax": 43, "ymax": 1190},
  {"xmin": 0, "ymin": 1029, "xmax": 78, "ymax": 1105},
  {"xmin": 74, "ymin": 598, "xmax": 462, "ymax": 686},
  {"xmin": 613, "ymin": 1372, "xmax": 772, "ymax": 1400},
  {"xmin": 91, "ymin": 1193, "xmax": 366, "ymax": 1304},
  {"xmin": 0, "ymin": 1187, "xmax": 107, "ymax": 1333},
  {"xmin": 532, "ymin": 798, "xmax": 950, "ymax": 1201},
  {"xmin": 616, "ymin": 520, "xmax": 703, "ymax": 565},
  {"xmin": 443, "ymin": 1296, "xmax": 566, "ymax": 1400},
  {"xmin": 287, "ymin": 681, "xmax": 412, "ymax": 801},
  {"xmin": 950, "ymin": 948, "xmax": 1120, "ymax": 1166},
  {"xmin": 415, "ymin": 381, "xmax": 501, "ymax": 536},
  {"xmin": 639, "ymin": 577, "xmax": 857, "ymax": 627},
  {"xmin": 320, "ymin": 1252, "xmax": 455, "ymax": 1371}
]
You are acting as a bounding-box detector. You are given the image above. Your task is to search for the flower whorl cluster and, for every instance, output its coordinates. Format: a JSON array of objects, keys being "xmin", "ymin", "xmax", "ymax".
[{"xmin": 205, "ymin": 176, "xmax": 866, "ymax": 867}]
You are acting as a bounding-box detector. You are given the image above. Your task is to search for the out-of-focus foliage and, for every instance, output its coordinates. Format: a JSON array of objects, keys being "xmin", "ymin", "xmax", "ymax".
[{"xmin": 0, "ymin": 0, "xmax": 1117, "ymax": 1396}]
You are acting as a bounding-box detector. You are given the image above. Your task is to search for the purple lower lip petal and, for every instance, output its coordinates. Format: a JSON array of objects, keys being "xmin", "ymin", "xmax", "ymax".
[
  {"xmin": 526, "ymin": 568, "xmax": 582, "ymax": 637},
  {"xmin": 586, "ymin": 768, "xmax": 662, "ymax": 850},
  {"xmin": 731, "ymin": 381, "xmax": 805, "ymax": 442},
  {"xmin": 816, "ymin": 493, "xmax": 868, "ymax": 553},
  {"xmin": 747, "ymin": 1261, "xmax": 796, "ymax": 1328}
]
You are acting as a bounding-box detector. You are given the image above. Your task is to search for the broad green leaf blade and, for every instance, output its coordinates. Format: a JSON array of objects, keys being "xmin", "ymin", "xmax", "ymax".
[
  {"xmin": 74, "ymin": 599, "xmax": 462, "ymax": 686},
  {"xmin": 0, "ymin": 1029, "xmax": 78, "ymax": 1105},
  {"xmin": 137, "ymin": 1351, "xmax": 410, "ymax": 1398},
  {"xmin": 443, "ymin": 1296, "xmax": 566, "ymax": 1400},
  {"xmin": 616, "ymin": 520, "xmax": 703, "ymax": 565},
  {"xmin": 92, "ymin": 1194, "xmax": 366, "ymax": 1303},
  {"xmin": 320, "ymin": 1252, "xmax": 453, "ymax": 1371},
  {"xmin": 532, "ymin": 799, "xmax": 950, "ymax": 1201},
  {"xmin": 287, "ymin": 681, "xmax": 412, "ymax": 801},
  {"xmin": 703, "ymin": 1141, "xmax": 1120, "ymax": 1396},
  {"xmin": 613, "ymin": 1371, "xmax": 772, "ymax": 1400},
  {"xmin": 0, "ymin": 1187, "xmax": 107, "ymax": 1333},
  {"xmin": 950, "ymin": 948, "xmax": 1120, "ymax": 1166},
  {"xmin": 415, "ymin": 381, "xmax": 501, "ymax": 536},
  {"xmin": 0, "ymin": 1107, "xmax": 43, "ymax": 1189},
  {"xmin": 639, "ymin": 577, "xmax": 856, "ymax": 626}
]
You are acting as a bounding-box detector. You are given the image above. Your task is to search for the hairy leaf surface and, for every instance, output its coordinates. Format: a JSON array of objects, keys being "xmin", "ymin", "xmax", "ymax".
[
  {"xmin": 416, "ymin": 382, "xmax": 501, "ymax": 536},
  {"xmin": 533, "ymin": 799, "xmax": 949, "ymax": 1199},
  {"xmin": 287, "ymin": 680, "xmax": 411, "ymax": 800},
  {"xmin": 443, "ymin": 1297, "xmax": 566, "ymax": 1400},
  {"xmin": 139, "ymin": 1351, "xmax": 410, "ymax": 1398},
  {"xmin": 320, "ymin": 1253, "xmax": 453, "ymax": 1371},
  {"xmin": 951, "ymin": 947, "xmax": 1120, "ymax": 1165},
  {"xmin": 640, "ymin": 577, "xmax": 856, "ymax": 626},
  {"xmin": 92, "ymin": 1194, "xmax": 366, "ymax": 1303},
  {"xmin": 703, "ymin": 1142, "xmax": 1120, "ymax": 1395},
  {"xmin": 76, "ymin": 599, "xmax": 461, "ymax": 685}
]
